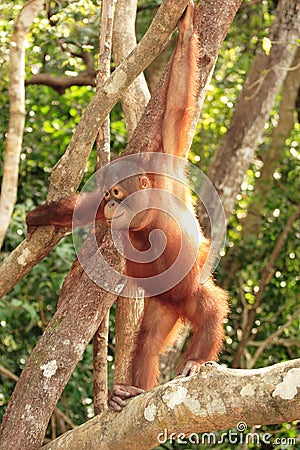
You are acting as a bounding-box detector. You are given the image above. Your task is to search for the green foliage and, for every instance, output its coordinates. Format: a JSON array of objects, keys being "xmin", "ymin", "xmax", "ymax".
[{"xmin": 26, "ymin": 1, "xmax": 100, "ymax": 78}]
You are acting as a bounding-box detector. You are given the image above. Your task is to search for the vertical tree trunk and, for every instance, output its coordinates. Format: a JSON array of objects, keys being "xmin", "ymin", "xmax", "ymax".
[
  {"xmin": 92, "ymin": 0, "xmax": 115, "ymax": 414},
  {"xmin": 112, "ymin": 0, "xmax": 149, "ymax": 386},
  {"xmin": 113, "ymin": 0, "xmax": 150, "ymax": 136},
  {"xmin": 0, "ymin": 0, "xmax": 45, "ymax": 249}
]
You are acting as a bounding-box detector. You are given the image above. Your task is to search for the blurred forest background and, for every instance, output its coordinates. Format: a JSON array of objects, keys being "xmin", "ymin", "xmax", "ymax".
[{"xmin": 0, "ymin": 0, "xmax": 299, "ymax": 448}]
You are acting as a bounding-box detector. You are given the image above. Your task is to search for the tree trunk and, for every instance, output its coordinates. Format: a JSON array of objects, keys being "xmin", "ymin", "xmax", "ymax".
[
  {"xmin": 113, "ymin": 0, "xmax": 150, "ymax": 136},
  {"xmin": 223, "ymin": 47, "xmax": 300, "ymax": 287},
  {"xmin": 0, "ymin": 0, "xmax": 44, "ymax": 250},
  {"xmin": 112, "ymin": 0, "xmax": 149, "ymax": 387},
  {"xmin": 204, "ymin": 0, "xmax": 300, "ymax": 228}
]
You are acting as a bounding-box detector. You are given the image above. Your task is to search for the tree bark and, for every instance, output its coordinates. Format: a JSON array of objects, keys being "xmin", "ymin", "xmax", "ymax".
[
  {"xmin": 42, "ymin": 360, "xmax": 300, "ymax": 450},
  {"xmin": 93, "ymin": 315, "xmax": 110, "ymax": 415},
  {"xmin": 205, "ymin": 0, "xmax": 300, "ymax": 228},
  {"xmin": 242, "ymin": 47, "xmax": 300, "ymax": 236}
]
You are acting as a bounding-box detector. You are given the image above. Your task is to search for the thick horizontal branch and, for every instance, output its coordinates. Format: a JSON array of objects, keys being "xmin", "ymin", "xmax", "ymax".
[{"xmin": 42, "ymin": 360, "xmax": 300, "ymax": 450}]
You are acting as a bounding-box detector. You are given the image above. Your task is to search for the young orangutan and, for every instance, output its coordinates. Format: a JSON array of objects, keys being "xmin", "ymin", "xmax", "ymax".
[{"xmin": 26, "ymin": 2, "xmax": 229, "ymax": 411}]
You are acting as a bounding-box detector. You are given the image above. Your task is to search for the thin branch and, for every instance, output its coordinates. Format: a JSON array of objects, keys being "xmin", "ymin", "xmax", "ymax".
[
  {"xmin": 0, "ymin": 365, "xmax": 19, "ymax": 383},
  {"xmin": 25, "ymin": 71, "xmax": 96, "ymax": 94},
  {"xmin": 112, "ymin": 0, "xmax": 148, "ymax": 388}
]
